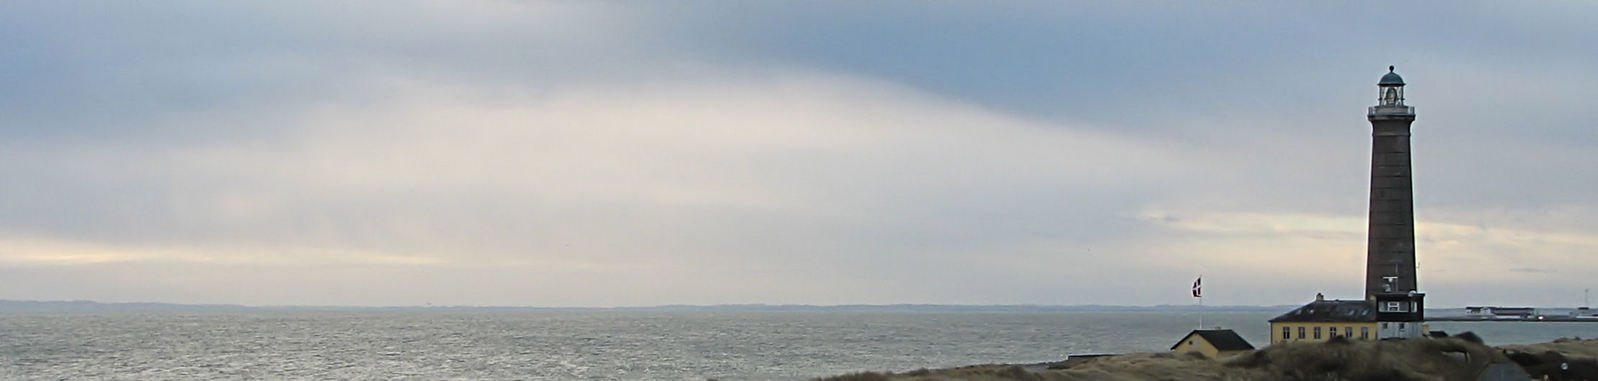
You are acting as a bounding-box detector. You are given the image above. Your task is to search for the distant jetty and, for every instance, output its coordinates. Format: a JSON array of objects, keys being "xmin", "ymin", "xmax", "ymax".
[
  {"xmin": 1431, "ymin": 306, "xmax": 1598, "ymax": 322},
  {"xmin": 1432, "ymin": 315, "xmax": 1598, "ymax": 322}
]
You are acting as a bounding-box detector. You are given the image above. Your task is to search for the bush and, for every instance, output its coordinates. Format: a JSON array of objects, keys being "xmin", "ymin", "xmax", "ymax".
[{"xmin": 813, "ymin": 371, "xmax": 892, "ymax": 381}]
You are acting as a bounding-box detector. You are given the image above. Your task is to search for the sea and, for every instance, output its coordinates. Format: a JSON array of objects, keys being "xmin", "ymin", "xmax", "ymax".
[{"xmin": 3, "ymin": 309, "xmax": 1597, "ymax": 380}]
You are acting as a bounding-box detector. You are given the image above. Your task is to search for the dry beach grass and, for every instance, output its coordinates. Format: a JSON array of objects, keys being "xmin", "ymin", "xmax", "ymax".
[{"xmin": 816, "ymin": 337, "xmax": 1598, "ymax": 381}]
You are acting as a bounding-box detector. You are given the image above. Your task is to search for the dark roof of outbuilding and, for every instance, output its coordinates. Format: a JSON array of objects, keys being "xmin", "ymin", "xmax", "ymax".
[
  {"xmin": 1269, "ymin": 299, "xmax": 1376, "ymax": 322},
  {"xmin": 1171, "ymin": 329, "xmax": 1255, "ymax": 351},
  {"xmin": 1380, "ymin": 66, "xmax": 1406, "ymax": 86}
]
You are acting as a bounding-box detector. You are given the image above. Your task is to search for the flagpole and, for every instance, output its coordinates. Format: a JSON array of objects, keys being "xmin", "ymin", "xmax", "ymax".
[{"xmin": 1193, "ymin": 275, "xmax": 1204, "ymax": 330}]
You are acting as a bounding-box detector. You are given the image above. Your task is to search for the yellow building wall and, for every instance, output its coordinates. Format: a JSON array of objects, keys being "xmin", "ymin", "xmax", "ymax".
[
  {"xmin": 1173, "ymin": 334, "xmax": 1251, "ymax": 359},
  {"xmin": 1269, "ymin": 322, "xmax": 1379, "ymax": 345},
  {"xmin": 1173, "ymin": 335, "xmax": 1222, "ymax": 358}
]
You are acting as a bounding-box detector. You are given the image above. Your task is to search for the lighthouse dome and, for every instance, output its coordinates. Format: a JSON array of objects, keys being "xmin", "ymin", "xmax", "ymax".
[{"xmin": 1379, "ymin": 66, "xmax": 1405, "ymax": 86}]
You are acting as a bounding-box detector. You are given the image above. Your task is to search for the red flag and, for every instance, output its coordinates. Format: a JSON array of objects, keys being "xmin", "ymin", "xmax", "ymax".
[{"xmin": 1191, "ymin": 276, "xmax": 1202, "ymax": 298}]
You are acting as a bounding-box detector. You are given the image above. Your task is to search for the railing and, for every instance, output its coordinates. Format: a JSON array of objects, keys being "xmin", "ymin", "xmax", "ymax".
[{"xmin": 1368, "ymin": 105, "xmax": 1415, "ymax": 116}]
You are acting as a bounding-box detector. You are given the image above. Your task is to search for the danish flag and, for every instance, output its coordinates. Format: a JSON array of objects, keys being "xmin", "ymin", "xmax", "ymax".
[{"xmin": 1191, "ymin": 276, "xmax": 1202, "ymax": 298}]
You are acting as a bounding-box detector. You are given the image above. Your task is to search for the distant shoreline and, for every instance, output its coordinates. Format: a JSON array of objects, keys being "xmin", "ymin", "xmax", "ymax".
[
  {"xmin": 0, "ymin": 299, "xmax": 1299, "ymax": 313},
  {"xmin": 8, "ymin": 299, "xmax": 1576, "ymax": 311}
]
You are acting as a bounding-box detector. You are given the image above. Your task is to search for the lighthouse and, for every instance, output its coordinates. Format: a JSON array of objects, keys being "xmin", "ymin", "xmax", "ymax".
[
  {"xmin": 1365, "ymin": 66, "xmax": 1426, "ymax": 338},
  {"xmin": 1365, "ymin": 66, "xmax": 1419, "ymax": 298},
  {"xmin": 1268, "ymin": 67, "xmax": 1430, "ymax": 344}
]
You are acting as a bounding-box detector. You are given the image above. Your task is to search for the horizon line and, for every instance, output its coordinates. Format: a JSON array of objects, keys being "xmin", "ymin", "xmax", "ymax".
[{"xmin": 0, "ymin": 299, "xmax": 1534, "ymax": 311}]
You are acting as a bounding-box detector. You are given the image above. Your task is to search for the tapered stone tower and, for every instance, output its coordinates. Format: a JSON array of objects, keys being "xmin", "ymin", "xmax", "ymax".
[
  {"xmin": 1365, "ymin": 66, "xmax": 1418, "ymax": 297},
  {"xmin": 1265, "ymin": 67, "xmax": 1430, "ymax": 342},
  {"xmin": 1366, "ymin": 66, "xmax": 1425, "ymax": 338}
]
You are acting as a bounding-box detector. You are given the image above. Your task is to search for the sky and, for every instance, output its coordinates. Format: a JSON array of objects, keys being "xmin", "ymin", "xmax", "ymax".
[{"xmin": 2, "ymin": 2, "xmax": 1596, "ymax": 307}]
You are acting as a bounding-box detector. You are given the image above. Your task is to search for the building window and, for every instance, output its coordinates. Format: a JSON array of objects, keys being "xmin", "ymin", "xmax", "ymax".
[
  {"xmin": 1282, "ymin": 327, "xmax": 1290, "ymax": 340},
  {"xmin": 1298, "ymin": 326, "xmax": 1306, "ymax": 339},
  {"xmin": 1345, "ymin": 327, "xmax": 1353, "ymax": 337},
  {"xmin": 1399, "ymin": 323, "xmax": 1406, "ymax": 329},
  {"xmin": 1381, "ymin": 322, "xmax": 1389, "ymax": 329},
  {"xmin": 1327, "ymin": 326, "xmax": 1336, "ymax": 337},
  {"xmin": 1189, "ymin": 340, "xmax": 1195, "ymax": 347},
  {"xmin": 1313, "ymin": 327, "xmax": 1321, "ymax": 339},
  {"xmin": 1360, "ymin": 327, "xmax": 1369, "ymax": 339}
]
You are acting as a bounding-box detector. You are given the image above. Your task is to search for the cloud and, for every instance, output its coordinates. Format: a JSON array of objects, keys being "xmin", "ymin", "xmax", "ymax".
[
  {"xmin": 2, "ymin": 2, "xmax": 1598, "ymax": 306},
  {"xmin": 0, "ymin": 70, "xmax": 1216, "ymax": 305},
  {"xmin": 0, "ymin": 235, "xmax": 445, "ymax": 267},
  {"xmin": 1140, "ymin": 208, "xmax": 1598, "ymax": 306}
]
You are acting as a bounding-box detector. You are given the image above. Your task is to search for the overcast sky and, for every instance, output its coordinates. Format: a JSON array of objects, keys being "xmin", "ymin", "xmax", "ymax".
[{"xmin": 2, "ymin": 2, "xmax": 1596, "ymax": 307}]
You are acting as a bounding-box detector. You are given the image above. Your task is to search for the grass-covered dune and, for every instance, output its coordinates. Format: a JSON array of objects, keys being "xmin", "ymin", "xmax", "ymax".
[{"xmin": 817, "ymin": 337, "xmax": 1598, "ymax": 381}]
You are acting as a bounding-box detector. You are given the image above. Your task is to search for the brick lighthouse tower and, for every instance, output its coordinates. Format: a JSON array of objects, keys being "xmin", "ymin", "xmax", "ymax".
[
  {"xmin": 1366, "ymin": 66, "xmax": 1425, "ymax": 338},
  {"xmin": 1267, "ymin": 68, "xmax": 1430, "ymax": 343}
]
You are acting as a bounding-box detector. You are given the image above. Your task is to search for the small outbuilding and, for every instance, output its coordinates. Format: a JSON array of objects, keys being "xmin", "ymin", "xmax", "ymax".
[{"xmin": 1171, "ymin": 329, "xmax": 1255, "ymax": 359}]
